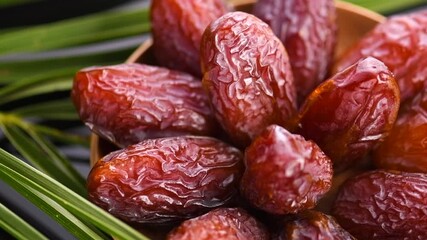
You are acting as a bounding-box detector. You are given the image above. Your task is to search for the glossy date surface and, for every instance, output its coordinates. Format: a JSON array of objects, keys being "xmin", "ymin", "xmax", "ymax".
[
  {"xmin": 72, "ymin": 63, "xmax": 217, "ymax": 148},
  {"xmin": 254, "ymin": 0, "xmax": 337, "ymax": 104},
  {"xmin": 332, "ymin": 170, "xmax": 427, "ymax": 240},
  {"xmin": 151, "ymin": 0, "xmax": 229, "ymax": 76},
  {"xmin": 167, "ymin": 208, "xmax": 269, "ymax": 240},
  {"xmin": 201, "ymin": 11, "xmax": 297, "ymax": 147},
  {"xmin": 374, "ymin": 89, "xmax": 427, "ymax": 173},
  {"xmin": 240, "ymin": 125, "xmax": 333, "ymax": 215},
  {"xmin": 278, "ymin": 210, "xmax": 355, "ymax": 240},
  {"xmin": 297, "ymin": 57, "xmax": 400, "ymax": 171},
  {"xmin": 87, "ymin": 136, "xmax": 243, "ymax": 224},
  {"xmin": 334, "ymin": 10, "xmax": 427, "ymax": 102}
]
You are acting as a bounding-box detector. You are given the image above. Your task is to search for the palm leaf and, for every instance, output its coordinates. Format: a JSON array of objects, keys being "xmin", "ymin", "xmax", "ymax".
[
  {"xmin": 0, "ymin": 122, "xmax": 86, "ymax": 196},
  {"xmin": 0, "ymin": 203, "xmax": 48, "ymax": 240},
  {"xmin": 0, "ymin": 148, "xmax": 149, "ymax": 240},
  {"xmin": 343, "ymin": 0, "xmax": 427, "ymax": 14},
  {"xmin": 0, "ymin": 8, "xmax": 149, "ymax": 54},
  {"xmin": 0, "ymin": 174, "xmax": 108, "ymax": 240},
  {"xmin": 0, "ymin": 49, "xmax": 132, "ymax": 85},
  {"xmin": 11, "ymin": 99, "xmax": 79, "ymax": 121}
]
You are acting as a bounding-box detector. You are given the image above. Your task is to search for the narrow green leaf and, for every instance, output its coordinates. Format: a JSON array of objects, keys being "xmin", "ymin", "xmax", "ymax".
[
  {"xmin": 0, "ymin": 123, "xmax": 86, "ymax": 196},
  {"xmin": 0, "ymin": 8, "xmax": 149, "ymax": 54},
  {"xmin": 0, "ymin": 47, "xmax": 133, "ymax": 84},
  {"xmin": 343, "ymin": 0, "xmax": 427, "ymax": 14},
  {"xmin": 0, "ymin": 67, "xmax": 74, "ymax": 97},
  {"xmin": 12, "ymin": 99, "xmax": 79, "ymax": 120},
  {"xmin": 26, "ymin": 128, "xmax": 87, "ymax": 187},
  {"xmin": 0, "ymin": 177, "xmax": 107, "ymax": 240},
  {"xmin": 0, "ymin": 148, "xmax": 150, "ymax": 240},
  {"xmin": 0, "ymin": 0, "xmax": 37, "ymax": 8},
  {"xmin": 0, "ymin": 78, "xmax": 72, "ymax": 105},
  {"xmin": 31, "ymin": 124, "xmax": 89, "ymax": 147},
  {"xmin": 0, "ymin": 203, "xmax": 48, "ymax": 240}
]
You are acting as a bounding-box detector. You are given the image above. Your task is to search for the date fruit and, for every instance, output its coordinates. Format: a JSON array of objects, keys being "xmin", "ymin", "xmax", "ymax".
[
  {"xmin": 297, "ymin": 57, "xmax": 400, "ymax": 171},
  {"xmin": 374, "ymin": 88, "xmax": 427, "ymax": 173},
  {"xmin": 334, "ymin": 10, "xmax": 427, "ymax": 102},
  {"xmin": 240, "ymin": 125, "xmax": 333, "ymax": 215},
  {"xmin": 253, "ymin": 0, "xmax": 337, "ymax": 104},
  {"xmin": 332, "ymin": 170, "xmax": 427, "ymax": 239},
  {"xmin": 151, "ymin": 0, "xmax": 229, "ymax": 76},
  {"xmin": 277, "ymin": 210, "xmax": 355, "ymax": 240},
  {"xmin": 87, "ymin": 136, "xmax": 243, "ymax": 224},
  {"xmin": 72, "ymin": 63, "xmax": 218, "ymax": 148},
  {"xmin": 167, "ymin": 208, "xmax": 269, "ymax": 240},
  {"xmin": 201, "ymin": 11, "xmax": 297, "ymax": 147}
]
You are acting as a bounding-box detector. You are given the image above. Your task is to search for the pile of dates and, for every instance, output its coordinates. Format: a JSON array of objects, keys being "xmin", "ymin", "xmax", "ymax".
[{"xmin": 71, "ymin": 0, "xmax": 427, "ymax": 239}]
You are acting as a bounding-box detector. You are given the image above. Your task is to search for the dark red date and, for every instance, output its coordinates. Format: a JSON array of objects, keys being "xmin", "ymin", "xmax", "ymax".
[
  {"xmin": 201, "ymin": 11, "xmax": 297, "ymax": 147},
  {"xmin": 374, "ymin": 88, "xmax": 427, "ymax": 173},
  {"xmin": 254, "ymin": 0, "xmax": 337, "ymax": 104},
  {"xmin": 297, "ymin": 57, "xmax": 400, "ymax": 171},
  {"xmin": 72, "ymin": 63, "xmax": 218, "ymax": 148},
  {"xmin": 334, "ymin": 10, "xmax": 427, "ymax": 102},
  {"xmin": 151, "ymin": 0, "xmax": 230, "ymax": 76},
  {"xmin": 332, "ymin": 170, "xmax": 427, "ymax": 239},
  {"xmin": 240, "ymin": 125, "xmax": 332, "ymax": 215},
  {"xmin": 277, "ymin": 210, "xmax": 356, "ymax": 240},
  {"xmin": 87, "ymin": 136, "xmax": 243, "ymax": 224},
  {"xmin": 167, "ymin": 208, "xmax": 269, "ymax": 240}
]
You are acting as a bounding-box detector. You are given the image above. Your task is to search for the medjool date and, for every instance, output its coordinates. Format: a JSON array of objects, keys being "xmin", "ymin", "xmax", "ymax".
[
  {"xmin": 240, "ymin": 125, "xmax": 332, "ymax": 215},
  {"xmin": 167, "ymin": 208, "xmax": 269, "ymax": 240},
  {"xmin": 201, "ymin": 11, "xmax": 297, "ymax": 147},
  {"xmin": 151, "ymin": 0, "xmax": 230, "ymax": 76},
  {"xmin": 332, "ymin": 170, "xmax": 427, "ymax": 239},
  {"xmin": 87, "ymin": 136, "xmax": 243, "ymax": 224},
  {"xmin": 297, "ymin": 57, "xmax": 400, "ymax": 171},
  {"xmin": 72, "ymin": 63, "xmax": 217, "ymax": 148}
]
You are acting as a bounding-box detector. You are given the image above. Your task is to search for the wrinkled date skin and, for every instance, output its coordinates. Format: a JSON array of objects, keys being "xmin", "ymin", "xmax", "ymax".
[
  {"xmin": 374, "ymin": 89, "xmax": 427, "ymax": 173},
  {"xmin": 332, "ymin": 170, "xmax": 427, "ymax": 240},
  {"xmin": 240, "ymin": 125, "xmax": 333, "ymax": 215},
  {"xmin": 277, "ymin": 210, "xmax": 356, "ymax": 240},
  {"xmin": 297, "ymin": 57, "xmax": 400, "ymax": 171},
  {"xmin": 201, "ymin": 11, "xmax": 297, "ymax": 147},
  {"xmin": 87, "ymin": 136, "xmax": 243, "ymax": 224},
  {"xmin": 72, "ymin": 63, "xmax": 218, "ymax": 148},
  {"xmin": 253, "ymin": 0, "xmax": 337, "ymax": 104},
  {"xmin": 151, "ymin": 0, "xmax": 230, "ymax": 77},
  {"xmin": 167, "ymin": 208, "xmax": 269, "ymax": 240},
  {"xmin": 334, "ymin": 10, "xmax": 427, "ymax": 102}
]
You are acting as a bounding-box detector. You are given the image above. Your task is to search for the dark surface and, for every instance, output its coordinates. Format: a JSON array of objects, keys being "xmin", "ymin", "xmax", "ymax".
[{"xmin": 0, "ymin": 0, "xmax": 134, "ymax": 29}]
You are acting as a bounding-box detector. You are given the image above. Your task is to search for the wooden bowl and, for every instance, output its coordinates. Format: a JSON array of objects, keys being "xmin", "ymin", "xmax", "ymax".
[{"xmin": 90, "ymin": 0, "xmax": 385, "ymax": 166}]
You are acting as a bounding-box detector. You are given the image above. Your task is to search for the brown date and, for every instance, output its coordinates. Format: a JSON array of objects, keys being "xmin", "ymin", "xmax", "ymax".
[
  {"xmin": 87, "ymin": 136, "xmax": 243, "ymax": 224},
  {"xmin": 277, "ymin": 210, "xmax": 355, "ymax": 240},
  {"xmin": 201, "ymin": 11, "xmax": 297, "ymax": 147},
  {"xmin": 334, "ymin": 10, "xmax": 427, "ymax": 102},
  {"xmin": 332, "ymin": 170, "xmax": 427, "ymax": 239},
  {"xmin": 374, "ymin": 88, "xmax": 427, "ymax": 173},
  {"xmin": 151, "ymin": 0, "xmax": 230, "ymax": 77},
  {"xmin": 71, "ymin": 63, "xmax": 218, "ymax": 148},
  {"xmin": 167, "ymin": 208, "xmax": 270, "ymax": 240},
  {"xmin": 297, "ymin": 57, "xmax": 400, "ymax": 171},
  {"xmin": 240, "ymin": 125, "xmax": 333, "ymax": 215},
  {"xmin": 253, "ymin": 0, "xmax": 337, "ymax": 104}
]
